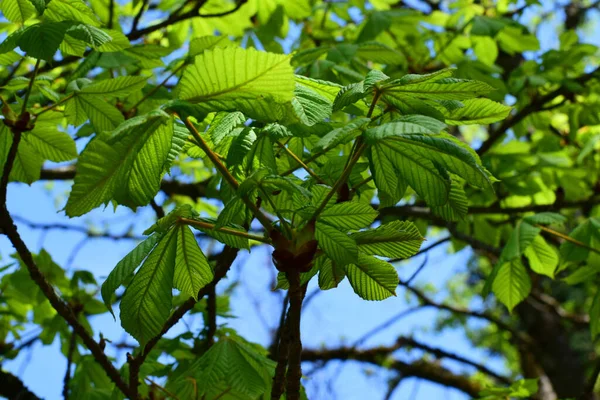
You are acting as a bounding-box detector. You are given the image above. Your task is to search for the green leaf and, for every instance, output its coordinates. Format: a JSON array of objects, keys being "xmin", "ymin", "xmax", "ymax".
[
  {"xmin": 366, "ymin": 121, "xmax": 492, "ymax": 206},
  {"xmin": 524, "ymin": 235, "xmax": 558, "ymax": 278},
  {"xmin": 65, "ymin": 95, "xmax": 124, "ymax": 133},
  {"xmin": 315, "ymin": 221, "xmax": 358, "ymax": 266},
  {"xmin": 16, "ymin": 21, "xmax": 72, "ymax": 61},
  {"xmin": 174, "ymin": 225, "xmax": 213, "ymax": 300},
  {"xmin": 356, "ymin": 41, "xmax": 406, "ymax": 66},
  {"xmin": 177, "ymin": 47, "xmax": 294, "ymax": 121},
  {"xmin": 431, "ymin": 179, "xmax": 468, "ymax": 221},
  {"xmin": 0, "ymin": 125, "xmax": 43, "ymax": 184},
  {"xmin": 23, "ymin": 125, "xmax": 77, "ymax": 162},
  {"xmin": 287, "ymin": 83, "xmax": 332, "ymax": 126},
  {"xmin": 382, "ymin": 77, "xmax": 495, "ymax": 101},
  {"xmin": 65, "ymin": 24, "xmax": 112, "ymax": 49},
  {"xmin": 443, "ymin": 98, "xmax": 512, "ymax": 125},
  {"xmin": 333, "ymin": 69, "xmax": 389, "ymax": 111},
  {"xmin": 317, "ymin": 256, "xmax": 346, "ymax": 290},
  {"xmin": 247, "ymin": 134, "xmax": 277, "ymax": 173},
  {"xmin": 101, "ymin": 233, "xmax": 162, "ymax": 317},
  {"xmin": 0, "ymin": 0, "xmax": 36, "ymax": 22},
  {"xmin": 560, "ymin": 218, "xmax": 600, "ymax": 262},
  {"xmin": 169, "ymin": 337, "xmax": 272, "ymax": 399},
  {"xmin": 65, "ymin": 112, "xmax": 174, "ymax": 216},
  {"xmin": 314, "ymin": 117, "xmax": 370, "ymax": 152},
  {"xmin": 345, "ymin": 253, "xmax": 398, "ymax": 301},
  {"xmin": 492, "ymin": 259, "xmax": 531, "ymax": 312},
  {"xmin": 79, "ymin": 76, "xmax": 147, "ymax": 98},
  {"xmin": 208, "ymin": 111, "xmax": 246, "ymax": 145},
  {"xmin": 501, "ymin": 220, "xmax": 541, "ymax": 262},
  {"xmin": 523, "ymin": 212, "xmax": 567, "ymax": 226},
  {"xmin": 319, "ymin": 201, "xmax": 378, "ymax": 231},
  {"xmin": 188, "ymin": 35, "xmax": 231, "ymax": 57},
  {"xmin": 44, "ymin": 0, "xmax": 101, "ymax": 26},
  {"xmin": 120, "ymin": 228, "xmax": 177, "ymax": 345},
  {"xmin": 350, "ymin": 221, "xmax": 424, "ymax": 259}
]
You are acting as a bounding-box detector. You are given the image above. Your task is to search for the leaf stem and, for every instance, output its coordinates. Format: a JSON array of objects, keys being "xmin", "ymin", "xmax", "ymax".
[
  {"xmin": 21, "ymin": 59, "xmax": 41, "ymax": 116},
  {"xmin": 536, "ymin": 224, "xmax": 600, "ymax": 255},
  {"xmin": 276, "ymin": 141, "xmax": 325, "ymax": 184},
  {"xmin": 258, "ymin": 186, "xmax": 293, "ymax": 238},
  {"xmin": 184, "ymin": 117, "xmax": 274, "ymax": 231},
  {"xmin": 34, "ymin": 94, "xmax": 74, "ymax": 116},
  {"xmin": 129, "ymin": 62, "xmax": 187, "ymax": 112},
  {"xmin": 179, "ymin": 217, "xmax": 271, "ymax": 244}
]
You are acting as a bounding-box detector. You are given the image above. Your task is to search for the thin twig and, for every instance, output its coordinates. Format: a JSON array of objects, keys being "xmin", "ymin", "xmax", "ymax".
[{"xmin": 63, "ymin": 328, "xmax": 78, "ymax": 400}]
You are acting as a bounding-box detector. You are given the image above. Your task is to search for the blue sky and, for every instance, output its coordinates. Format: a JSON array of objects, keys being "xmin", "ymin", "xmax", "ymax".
[{"xmin": 2, "ymin": 0, "xmax": 599, "ymax": 399}]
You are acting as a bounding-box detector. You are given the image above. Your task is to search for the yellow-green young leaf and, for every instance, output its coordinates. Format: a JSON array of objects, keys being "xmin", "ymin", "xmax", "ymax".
[
  {"xmin": 319, "ymin": 201, "xmax": 378, "ymax": 231},
  {"xmin": 44, "ymin": 0, "xmax": 101, "ymax": 26},
  {"xmin": 23, "ymin": 126, "xmax": 77, "ymax": 162},
  {"xmin": 65, "ymin": 112, "xmax": 174, "ymax": 217},
  {"xmin": 174, "ymin": 225, "xmax": 213, "ymax": 300},
  {"xmin": 492, "ymin": 259, "xmax": 531, "ymax": 312},
  {"xmin": 315, "ymin": 222, "xmax": 358, "ymax": 266},
  {"xmin": 79, "ymin": 76, "xmax": 147, "ymax": 98},
  {"xmin": 120, "ymin": 228, "xmax": 177, "ymax": 345},
  {"xmin": 65, "ymin": 95, "xmax": 124, "ymax": 133},
  {"xmin": 443, "ymin": 98, "xmax": 512, "ymax": 125},
  {"xmin": 345, "ymin": 253, "xmax": 398, "ymax": 301},
  {"xmin": 317, "ymin": 255, "xmax": 345, "ymax": 290},
  {"xmin": 524, "ymin": 235, "xmax": 558, "ymax": 278},
  {"xmin": 0, "ymin": 0, "xmax": 36, "ymax": 23},
  {"xmin": 350, "ymin": 221, "xmax": 424, "ymax": 259},
  {"xmin": 101, "ymin": 233, "xmax": 163, "ymax": 316},
  {"xmin": 177, "ymin": 47, "xmax": 294, "ymax": 121}
]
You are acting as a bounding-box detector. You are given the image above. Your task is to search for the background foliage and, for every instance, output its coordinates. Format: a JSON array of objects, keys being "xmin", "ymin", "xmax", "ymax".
[{"xmin": 1, "ymin": 0, "xmax": 600, "ymax": 399}]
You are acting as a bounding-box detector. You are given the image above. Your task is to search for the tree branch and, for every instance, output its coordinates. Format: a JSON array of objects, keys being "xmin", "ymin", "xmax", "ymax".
[
  {"xmin": 301, "ymin": 346, "xmax": 484, "ymax": 398},
  {"xmin": 0, "ymin": 369, "xmax": 41, "ymax": 400},
  {"xmin": 477, "ymin": 66, "xmax": 600, "ymax": 155}
]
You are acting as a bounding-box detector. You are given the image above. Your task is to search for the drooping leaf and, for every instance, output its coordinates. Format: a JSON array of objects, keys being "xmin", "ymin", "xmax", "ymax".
[
  {"xmin": 317, "ymin": 256, "xmax": 346, "ymax": 290},
  {"xmin": 524, "ymin": 235, "xmax": 558, "ymax": 278},
  {"xmin": 365, "ymin": 119, "xmax": 493, "ymax": 206},
  {"xmin": 120, "ymin": 228, "xmax": 177, "ymax": 345},
  {"xmin": 345, "ymin": 253, "xmax": 398, "ymax": 301},
  {"xmin": 101, "ymin": 233, "xmax": 163, "ymax": 316},
  {"xmin": 65, "ymin": 111, "xmax": 175, "ymax": 216},
  {"xmin": 492, "ymin": 259, "xmax": 531, "ymax": 312},
  {"xmin": 174, "ymin": 225, "xmax": 213, "ymax": 300}
]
